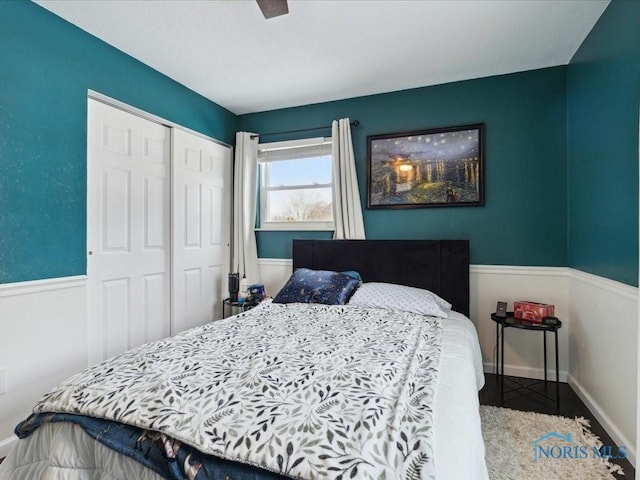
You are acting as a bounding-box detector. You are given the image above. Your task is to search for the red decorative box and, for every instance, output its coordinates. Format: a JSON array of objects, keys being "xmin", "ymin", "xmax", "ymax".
[{"xmin": 513, "ymin": 301, "xmax": 555, "ymax": 323}]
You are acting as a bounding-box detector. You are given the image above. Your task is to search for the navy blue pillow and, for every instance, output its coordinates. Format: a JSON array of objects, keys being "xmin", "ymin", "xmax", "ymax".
[{"xmin": 272, "ymin": 268, "xmax": 361, "ymax": 305}]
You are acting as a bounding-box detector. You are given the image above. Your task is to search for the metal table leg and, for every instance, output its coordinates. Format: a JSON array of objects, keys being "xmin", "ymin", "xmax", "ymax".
[
  {"xmin": 555, "ymin": 328, "xmax": 560, "ymax": 408},
  {"xmin": 500, "ymin": 323, "xmax": 505, "ymax": 405},
  {"xmin": 496, "ymin": 320, "xmax": 500, "ymax": 375},
  {"xmin": 543, "ymin": 331, "xmax": 547, "ymax": 386}
]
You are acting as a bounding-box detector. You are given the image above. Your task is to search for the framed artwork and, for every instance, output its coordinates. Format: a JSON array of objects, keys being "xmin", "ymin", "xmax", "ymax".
[{"xmin": 367, "ymin": 123, "xmax": 484, "ymax": 209}]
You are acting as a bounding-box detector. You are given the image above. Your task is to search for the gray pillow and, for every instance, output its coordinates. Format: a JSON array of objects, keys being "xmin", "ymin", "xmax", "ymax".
[{"xmin": 348, "ymin": 282, "xmax": 451, "ymax": 318}]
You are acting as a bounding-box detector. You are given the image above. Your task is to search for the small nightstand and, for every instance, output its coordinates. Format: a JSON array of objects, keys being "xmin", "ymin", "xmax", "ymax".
[
  {"xmin": 491, "ymin": 312, "xmax": 562, "ymax": 409},
  {"xmin": 222, "ymin": 298, "xmax": 254, "ymax": 318}
]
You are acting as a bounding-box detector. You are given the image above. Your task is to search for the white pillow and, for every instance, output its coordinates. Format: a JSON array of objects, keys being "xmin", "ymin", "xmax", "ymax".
[{"xmin": 348, "ymin": 282, "xmax": 452, "ymax": 318}]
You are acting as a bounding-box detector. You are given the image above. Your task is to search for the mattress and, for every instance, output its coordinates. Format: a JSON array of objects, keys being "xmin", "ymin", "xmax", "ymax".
[{"xmin": 0, "ymin": 308, "xmax": 488, "ymax": 480}]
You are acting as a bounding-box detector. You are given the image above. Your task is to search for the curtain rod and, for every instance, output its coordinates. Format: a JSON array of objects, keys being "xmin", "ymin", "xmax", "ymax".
[{"xmin": 250, "ymin": 120, "xmax": 359, "ymax": 140}]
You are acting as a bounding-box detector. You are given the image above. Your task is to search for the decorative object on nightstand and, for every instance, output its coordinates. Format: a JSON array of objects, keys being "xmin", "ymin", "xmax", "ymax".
[
  {"xmin": 491, "ymin": 310, "xmax": 562, "ymax": 409},
  {"xmin": 228, "ymin": 273, "xmax": 240, "ymax": 303},
  {"xmin": 246, "ymin": 284, "xmax": 266, "ymax": 307},
  {"xmin": 238, "ymin": 274, "xmax": 249, "ymax": 304},
  {"xmin": 513, "ymin": 300, "xmax": 555, "ymax": 323}
]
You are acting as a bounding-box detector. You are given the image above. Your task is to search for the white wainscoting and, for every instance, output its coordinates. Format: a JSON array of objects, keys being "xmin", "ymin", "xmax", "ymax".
[
  {"xmin": 470, "ymin": 265, "xmax": 571, "ymax": 382},
  {"xmin": 258, "ymin": 258, "xmax": 293, "ymax": 299},
  {"xmin": 0, "ymin": 276, "xmax": 88, "ymax": 458},
  {"xmin": 1, "ymin": 266, "xmax": 636, "ymax": 467},
  {"xmin": 568, "ymin": 269, "xmax": 637, "ymax": 466}
]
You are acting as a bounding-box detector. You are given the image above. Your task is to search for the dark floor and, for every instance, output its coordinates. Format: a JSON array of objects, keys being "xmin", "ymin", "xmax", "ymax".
[{"xmin": 480, "ymin": 373, "xmax": 634, "ymax": 477}]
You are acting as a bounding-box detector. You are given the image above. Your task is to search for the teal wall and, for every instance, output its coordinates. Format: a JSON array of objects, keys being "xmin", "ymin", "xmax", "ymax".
[
  {"xmin": 567, "ymin": 0, "xmax": 640, "ymax": 286},
  {"xmin": 0, "ymin": 1, "xmax": 237, "ymax": 283},
  {"xmin": 4, "ymin": 1, "xmax": 636, "ymax": 286},
  {"xmin": 239, "ymin": 68, "xmax": 568, "ymax": 265}
]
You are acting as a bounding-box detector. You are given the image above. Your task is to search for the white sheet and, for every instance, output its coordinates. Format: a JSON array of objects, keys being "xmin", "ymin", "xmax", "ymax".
[
  {"xmin": 434, "ymin": 310, "xmax": 489, "ymax": 480},
  {"xmin": 1, "ymin": 310, "xmax": 488, "ymax": 480}
]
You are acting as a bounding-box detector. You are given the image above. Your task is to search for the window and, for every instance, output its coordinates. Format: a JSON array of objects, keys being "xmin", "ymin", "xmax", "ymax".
[{"xmin": 258, "ymin": 137, "xmax": 334, "ymax": 230}]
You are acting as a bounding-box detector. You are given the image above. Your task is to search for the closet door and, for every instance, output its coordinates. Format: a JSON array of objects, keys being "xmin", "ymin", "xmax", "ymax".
[
  {"xmin": 87, "ymin": 99, "xmax": 171, "ymax": 366},
  {"xmin": 172, "ymin": 129, "xmax": 231, "ymax": 334}
]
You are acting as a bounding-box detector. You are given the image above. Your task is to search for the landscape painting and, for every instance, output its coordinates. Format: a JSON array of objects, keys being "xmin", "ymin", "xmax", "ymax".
[{"xmin": 367, "ymin": 124, "xmax": 484, "ymax": 208}]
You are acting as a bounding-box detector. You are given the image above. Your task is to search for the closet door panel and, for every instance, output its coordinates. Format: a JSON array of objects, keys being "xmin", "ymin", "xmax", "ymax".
[
  {"xmin": 87, "ymin": 99, "xmax": 171, "ymax": 366},
  {"xmin": 172, "ymin": 129, "xmax": 231, "ymax": 334}
]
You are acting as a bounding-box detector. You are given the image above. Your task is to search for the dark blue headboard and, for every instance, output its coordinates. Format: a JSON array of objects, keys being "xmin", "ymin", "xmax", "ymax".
[{"xmin": 292, "ymin": 239, "xmax": 470, "ymax": 317}]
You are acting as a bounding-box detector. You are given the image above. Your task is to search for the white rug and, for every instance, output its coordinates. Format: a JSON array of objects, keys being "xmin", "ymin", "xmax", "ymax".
[{"xmin": 480, "ymin": 405, "xmax": 625, "ymax": 479}]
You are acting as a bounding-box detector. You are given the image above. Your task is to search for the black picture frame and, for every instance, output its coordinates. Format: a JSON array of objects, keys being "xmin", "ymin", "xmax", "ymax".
[{"xmin": 367, "ymin": 123, "xmax": 484, "ymax": 209}]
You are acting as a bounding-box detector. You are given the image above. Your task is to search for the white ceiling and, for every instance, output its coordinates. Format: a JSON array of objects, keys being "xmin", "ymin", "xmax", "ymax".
[{"xmin": 35, "ymin": 0, "xmax": 609, "ymax": 115}]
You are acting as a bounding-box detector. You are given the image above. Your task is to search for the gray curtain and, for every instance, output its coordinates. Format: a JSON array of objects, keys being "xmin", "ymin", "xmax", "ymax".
[
  {"xmin": 233, "ymin": 132, "xmax": 260, "ymax": 283},
  {"xmin": 332, "ymin": 118, "xmax": 365, "ymax": 239}
]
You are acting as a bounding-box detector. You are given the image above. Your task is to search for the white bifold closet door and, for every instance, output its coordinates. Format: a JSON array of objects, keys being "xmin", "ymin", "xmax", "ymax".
[
  {"xmin": 171, "ymin": 129, "xmax": 230, "ymax": 334},
  {"xmin": 87, "ymin": 99, "xmax": 230, "ymax": 366},
  {"xmin": 87, "ymin": 99, "xmax": 171, "ymax": 366}
]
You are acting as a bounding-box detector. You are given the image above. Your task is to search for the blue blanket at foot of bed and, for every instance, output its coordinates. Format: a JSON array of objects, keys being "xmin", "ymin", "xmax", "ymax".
[{"xmin": 16, "ymin": 413, "xmax": 289, "ymax": 480}]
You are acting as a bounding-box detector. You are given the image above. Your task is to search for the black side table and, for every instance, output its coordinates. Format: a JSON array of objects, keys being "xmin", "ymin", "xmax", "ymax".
[
  {"xmin": 491, "ymin": 312, "xmax": 562, "ymax": 408},
  {"xmin": 223, "ymin": 298, "xmax": 254, "ymax": 318}
]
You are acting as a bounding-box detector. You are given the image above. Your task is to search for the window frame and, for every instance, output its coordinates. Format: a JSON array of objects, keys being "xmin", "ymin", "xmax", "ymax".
[{"xmin": 257, "ymin": 137, "xmax": 335, "ymax": 231}]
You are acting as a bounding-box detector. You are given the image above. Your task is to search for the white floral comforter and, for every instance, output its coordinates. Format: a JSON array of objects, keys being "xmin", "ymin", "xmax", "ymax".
[{"xmin": 34, "ymin": 302, "xmax": 444, "ymax": 480}]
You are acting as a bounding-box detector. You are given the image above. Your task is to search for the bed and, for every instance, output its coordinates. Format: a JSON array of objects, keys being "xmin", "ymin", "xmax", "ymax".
[{"xmin": 0, "ymin": 239, "xmax": 488, "ymax": 480}]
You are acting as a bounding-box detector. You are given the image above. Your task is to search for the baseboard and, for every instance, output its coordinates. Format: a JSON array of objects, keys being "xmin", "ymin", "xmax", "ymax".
[
  {"xmin": 0, "ymin": 435, "xmax": 17, "ymax": 460},
  {"xmin": 568, "ymin": 374, "xmax": 636, "ymax": 468},
  {"xmin": 483, "ymin": 362, "xmax": 568, "ymax": 383}
]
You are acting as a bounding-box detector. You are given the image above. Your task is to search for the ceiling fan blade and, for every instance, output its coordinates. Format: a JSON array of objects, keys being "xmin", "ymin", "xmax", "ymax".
[{"xmin": 256, "ymin": 0, "xmax": 289, "ymax": 19}]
